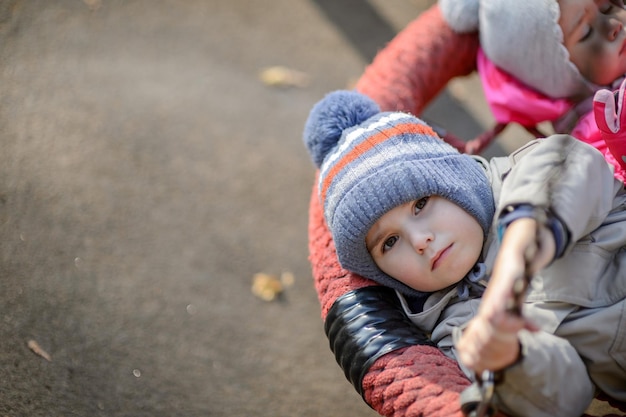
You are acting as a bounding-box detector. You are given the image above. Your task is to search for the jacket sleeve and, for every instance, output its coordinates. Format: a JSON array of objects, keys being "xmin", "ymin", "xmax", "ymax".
[
  {"xmin": 496, "ymin": 134, "xmax": 620, "ymax": 248},
  {"xmin": 492, "ymin": 330, "xmax": 595, "ymax": 417}
]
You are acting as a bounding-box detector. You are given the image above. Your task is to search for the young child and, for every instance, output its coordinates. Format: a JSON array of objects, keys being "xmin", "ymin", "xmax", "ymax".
[
  {"xmin": 304, "ymin": 89, "xmax": 626, "ymax": 417},
  {"xmin": 439, "ymin": 0, "xmax": 626, "ymax": 181}
]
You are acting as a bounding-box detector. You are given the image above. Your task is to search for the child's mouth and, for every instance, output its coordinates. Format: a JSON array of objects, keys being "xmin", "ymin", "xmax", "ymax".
[{"xmin": 431, "ymin": 244, "xmax": 452, "ymax": 270}]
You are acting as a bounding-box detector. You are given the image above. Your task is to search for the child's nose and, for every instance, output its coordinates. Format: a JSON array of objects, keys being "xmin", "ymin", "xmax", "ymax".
[
  {"xmin": 409, "ymin": 229, "xmax": 433, "ymax": 254},
  {"xmin": 607, "ymin": 17, "xmax": 624, "ymax": 41}
]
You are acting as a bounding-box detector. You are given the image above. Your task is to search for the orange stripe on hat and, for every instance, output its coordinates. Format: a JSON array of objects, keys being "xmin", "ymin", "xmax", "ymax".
[{"xmin": 320, "ymin": 122, "xmax": 435, "ymax": 204}]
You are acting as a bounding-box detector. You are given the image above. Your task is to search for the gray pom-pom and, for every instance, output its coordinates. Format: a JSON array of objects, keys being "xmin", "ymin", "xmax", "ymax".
[
  {"xmin": 439, "ymin": 0, "xmax": 480, "ymax": 33},
  {"xmin": 303, "ymin": 90, "xmax": 380, "ymax": 168}
]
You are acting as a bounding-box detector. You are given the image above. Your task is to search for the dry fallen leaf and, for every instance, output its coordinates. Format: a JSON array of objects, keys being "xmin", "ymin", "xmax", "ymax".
[
  {"xmin": 252, "ymin": 272, "xmax": 284, "ymax": 301},
  {"xmin": 259, "ymin": 66, "xmax": 310, "ymax": 88},
  {"xmin": 27, "ymin": 339, "xmax": 52, "ymax": 362}
]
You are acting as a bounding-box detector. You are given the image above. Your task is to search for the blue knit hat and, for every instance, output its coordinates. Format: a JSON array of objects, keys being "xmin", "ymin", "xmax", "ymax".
[{"xmin": 303, "ymin": 90, "xmax": 495, "ymax": 297}]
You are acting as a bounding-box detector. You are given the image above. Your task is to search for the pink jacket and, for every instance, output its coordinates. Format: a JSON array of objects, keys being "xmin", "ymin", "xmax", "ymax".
[{"xmin": 477, "ymin": 48, "xmax": 625, "ymax": 182}]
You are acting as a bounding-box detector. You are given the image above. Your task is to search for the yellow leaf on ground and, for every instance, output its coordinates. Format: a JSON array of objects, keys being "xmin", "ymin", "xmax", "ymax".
[
  {"xmin": 259, "ymin": 66, "xmax": 310, "ymax": 88},
  {"xmin": 252, "ymin": 272, "xmax": 284, "ymax": 301}
]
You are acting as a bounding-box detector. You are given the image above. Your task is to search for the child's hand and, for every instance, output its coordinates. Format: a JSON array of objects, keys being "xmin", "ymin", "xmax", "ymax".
[
  {"xmin": 456, "ymin": 218, "xmax": 553, "ymax": 374},
  {"xmin": 594, "ymin": 78, "xmax": 626, "ymax": 169},
  {"xmin": 456, "ymin": 310, "xmax": 525, "ymax": 375}
]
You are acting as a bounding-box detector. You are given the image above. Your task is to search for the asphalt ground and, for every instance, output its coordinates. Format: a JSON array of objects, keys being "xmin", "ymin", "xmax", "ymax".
[{"xmin": 0, "ymin": 1, "xmax": 618, "ymax": 417}]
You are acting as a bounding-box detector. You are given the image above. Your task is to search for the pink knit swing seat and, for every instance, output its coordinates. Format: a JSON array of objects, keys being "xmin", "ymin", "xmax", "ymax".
[{"xmin": 307, "ymin": 4, "xmax": 626, "ymax": 417}]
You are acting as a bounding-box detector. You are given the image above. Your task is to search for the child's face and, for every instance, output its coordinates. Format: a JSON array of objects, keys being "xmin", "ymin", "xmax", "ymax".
[
  {"xmin": 559, "ymin": 0, "xmax": 626, "ymax": 88},
  {"xmin": 365, "ymin": 196, "xmax": 484, "ymax": 293}
]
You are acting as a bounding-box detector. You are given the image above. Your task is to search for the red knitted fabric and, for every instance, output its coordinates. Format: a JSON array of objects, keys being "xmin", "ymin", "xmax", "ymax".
[
  {"xmin": 308, "ymin": 174, "xmax": 375, "ymax": 319},
  {"xmin": 363, "ymin": 346, "xmax": 474, "ymax": 417},
  {"xmin": 354, "ymin": 4, "xmax": 478, "ymax": 115}
]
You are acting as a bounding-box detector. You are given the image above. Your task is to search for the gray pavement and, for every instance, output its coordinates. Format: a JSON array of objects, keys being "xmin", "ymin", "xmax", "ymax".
[{"xmin": 0, "ymin": 1, "xmax": 522, "ymax": 417}]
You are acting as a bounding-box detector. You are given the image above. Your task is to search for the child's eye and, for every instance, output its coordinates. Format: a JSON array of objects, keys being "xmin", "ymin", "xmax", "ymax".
[
  {"xmin": 413, "ymin": 197, "xmax": 429, "ymax": 215},
  {"xmin": 382, "ymin": 236, "xmax": 398, "ymax": 253},
  {"xmin": 580, "ymin": 25, "xmax": 592, "ymax": 42}
]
